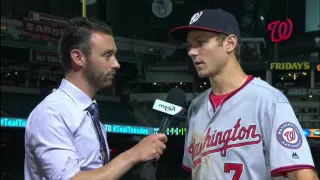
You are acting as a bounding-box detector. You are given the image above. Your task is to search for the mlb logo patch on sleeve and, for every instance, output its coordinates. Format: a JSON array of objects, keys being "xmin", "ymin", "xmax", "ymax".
[{"xmin": 276, "ymin": 122, "xmax": 303, "ymax": 149}]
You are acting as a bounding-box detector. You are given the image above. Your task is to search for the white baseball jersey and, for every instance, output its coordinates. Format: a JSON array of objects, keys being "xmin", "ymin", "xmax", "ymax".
[{"xmin": 182, "ymin": 77, "xmax": 315, "ymax": 180}]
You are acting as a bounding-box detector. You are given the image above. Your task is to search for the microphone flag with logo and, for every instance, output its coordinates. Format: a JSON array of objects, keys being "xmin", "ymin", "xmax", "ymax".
[{"xmin": 138, "ymin": 88, "xmax": 186, "ymax": 180}]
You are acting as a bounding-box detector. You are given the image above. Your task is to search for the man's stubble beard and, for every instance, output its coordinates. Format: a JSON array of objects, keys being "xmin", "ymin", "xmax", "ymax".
[{"xmin": 84, "ymin": 58, "xmax": 112, "ymax": 91}]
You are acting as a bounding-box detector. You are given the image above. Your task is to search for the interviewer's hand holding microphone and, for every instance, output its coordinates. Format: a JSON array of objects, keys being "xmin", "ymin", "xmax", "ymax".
[
  {"xmin": 129, "ymin": 88, "xmax": 185, "ymax": 168},
  {"xmin": 137, "ymin": 88, "xmax": 187, "ymax": 180},
  {"xmin": 128, "ymin": 133, "xmax": 168, "ymax": 163}
]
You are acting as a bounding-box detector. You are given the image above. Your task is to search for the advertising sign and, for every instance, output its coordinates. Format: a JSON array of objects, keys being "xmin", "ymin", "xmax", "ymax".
[
  {"xmin": 27, "ymin": 11, "xmax": 67, "ymax": 25},
  {"xmin": 270, "ymin": 62, "xmax": 310, "ymax": 70},
  {"xmin": 30, "ymin": 49, "xmax": 61, "ymax": 66},
  {"xmin": 268, "ymin": 18, "xmax": 293, "ymax": 43},
  {"xmin": 1, "ymin": 117, "xmax": 318, "ymax": 138},
  {"xmin": 287, "ymin": 88, "xmax": 320, "ymax": 96},
  {"xmin": 23, "ymin": 11, "xmax": 67, "ymax": 41},
  {"xmin": 304, "ymin": 129, "xmax": 320, "ymax": 139}
]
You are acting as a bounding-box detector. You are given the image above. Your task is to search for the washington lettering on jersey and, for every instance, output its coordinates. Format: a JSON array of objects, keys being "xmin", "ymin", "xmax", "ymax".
[{"xmin": 188, "ymin": 118, "xmax": 262, "ymax": 167}]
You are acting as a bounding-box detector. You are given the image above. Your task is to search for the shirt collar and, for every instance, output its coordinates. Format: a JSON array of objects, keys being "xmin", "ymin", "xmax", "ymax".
[{"xmin": 58, "ymin": 79, "xmax": 95, "ymax": 111}]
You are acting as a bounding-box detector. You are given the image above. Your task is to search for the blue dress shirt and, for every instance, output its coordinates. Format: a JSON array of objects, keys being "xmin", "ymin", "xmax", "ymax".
[{"xmin": 24, "ymin": 79, "xmax": 110, "ymax": 180}]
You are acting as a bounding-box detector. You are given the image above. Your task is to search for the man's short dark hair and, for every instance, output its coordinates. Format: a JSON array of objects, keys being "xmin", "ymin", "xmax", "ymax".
[{"xmin": 59, "ymin": 17, "xmax": 113, "ymax": 72}]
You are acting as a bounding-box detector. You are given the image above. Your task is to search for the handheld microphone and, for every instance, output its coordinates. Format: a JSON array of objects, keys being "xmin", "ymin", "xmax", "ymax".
[
  {"xmin": 138, "ymin": 88, "xmax": 186, "ymax": 180},
  {"xmin": 153, "ymin": 88, "xmax": 186, "ymax": 133}
]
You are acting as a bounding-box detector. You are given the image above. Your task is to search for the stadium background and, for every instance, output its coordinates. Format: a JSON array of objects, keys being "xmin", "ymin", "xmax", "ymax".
[{"xmin": 0, "ymin": 0, "xmax": 319, "ymax": 179}]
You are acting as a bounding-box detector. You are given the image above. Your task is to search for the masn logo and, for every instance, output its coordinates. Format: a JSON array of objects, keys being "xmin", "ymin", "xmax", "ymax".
[{"xmin": 159, "ymin": 104, "xmax": 176, "ymax": 112}]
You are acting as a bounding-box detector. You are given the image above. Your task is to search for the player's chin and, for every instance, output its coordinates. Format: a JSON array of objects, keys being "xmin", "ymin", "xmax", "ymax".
[{"xmin": 197, "ymin": 70, "xmax": 211, "ymax": 78}]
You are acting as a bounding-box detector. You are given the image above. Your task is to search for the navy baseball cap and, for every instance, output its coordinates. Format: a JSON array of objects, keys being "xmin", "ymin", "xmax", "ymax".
[{"xmin": 169, "ymin": 9, "xmax": 240, "ymax": 42}]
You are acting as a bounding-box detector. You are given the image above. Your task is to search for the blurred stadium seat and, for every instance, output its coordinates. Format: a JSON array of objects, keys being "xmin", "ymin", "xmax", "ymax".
[
  {"xmin": 1, "ymin": 92, "xmax": 42, "ymax": 118},
  {"xmin": 0, "ymin": 92, "xmax": 136, "ymax": 125},
  {"xmin": 292, "ymin": 101, "xmax": 320, "ymax": 128},
  {"xmin": 98, "ymin": 100, "xmax": 136, "ymax": 125}
]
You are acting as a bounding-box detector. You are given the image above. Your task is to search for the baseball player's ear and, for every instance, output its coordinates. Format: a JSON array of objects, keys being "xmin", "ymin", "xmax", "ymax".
[{"xmin": 225, "ymin": 35, "xmax": 238, "ymax": 53}]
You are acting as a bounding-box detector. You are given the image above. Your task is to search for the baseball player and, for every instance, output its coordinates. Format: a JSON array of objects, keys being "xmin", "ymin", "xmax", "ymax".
[{"xmin": 169, "ymin": 9, "xmax": 318, "ymax": 180}]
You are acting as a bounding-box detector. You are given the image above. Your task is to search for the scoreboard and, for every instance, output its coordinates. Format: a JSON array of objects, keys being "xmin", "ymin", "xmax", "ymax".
[
  {"xmin": 153, "ymin": 127, "xmax": 187, "ymax": 136},
  {"xmin": 1, "ymin": 117, "xmax": 319, "ymax": 138}
]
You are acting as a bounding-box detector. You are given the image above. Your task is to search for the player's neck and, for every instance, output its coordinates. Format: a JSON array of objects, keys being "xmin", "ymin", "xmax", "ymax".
[
  {"xmin": 209, "ymin": 61, "xmax": 248, "ymax": 95},
  {"xmin": 65, "ymin": 72, "xmax": 98, "ymax": 99}
]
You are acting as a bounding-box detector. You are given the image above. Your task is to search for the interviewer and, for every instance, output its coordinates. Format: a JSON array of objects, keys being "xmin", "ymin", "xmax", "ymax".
[{"xmin": 24, "ymin": 17, "xmax": 167, "ymax": 180}]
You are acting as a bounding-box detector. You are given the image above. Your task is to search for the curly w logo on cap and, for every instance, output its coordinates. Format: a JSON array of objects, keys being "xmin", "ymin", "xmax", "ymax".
[{"xmin": 189, "ymin": 11, "xmax": 203, "ymax": 25}]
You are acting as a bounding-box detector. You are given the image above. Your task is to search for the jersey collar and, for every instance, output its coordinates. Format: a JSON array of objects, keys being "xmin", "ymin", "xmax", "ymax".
[{"xmin": 208, "ymin": 75, "xmax": 254, "ymax": 112}]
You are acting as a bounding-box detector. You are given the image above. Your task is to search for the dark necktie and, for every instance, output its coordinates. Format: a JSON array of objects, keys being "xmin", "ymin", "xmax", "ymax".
[{"xmin": 87, "ymin": 103, "xmax": 108, "ymax": 165}]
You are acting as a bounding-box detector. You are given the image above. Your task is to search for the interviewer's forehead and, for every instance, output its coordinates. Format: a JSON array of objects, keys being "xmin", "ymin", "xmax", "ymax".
[
  {"xmin": 91, "ymin": 32, "xmax": 114, "ymax": 43},
  {"xmin": 90, "ymin": 32, "xmax": 116, "ymax": 50}
]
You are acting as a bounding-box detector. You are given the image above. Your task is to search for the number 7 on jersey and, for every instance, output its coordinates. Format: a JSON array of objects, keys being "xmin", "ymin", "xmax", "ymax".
[{"xmin": 224, "ymin": 163, "xmax": 244, "ymax": 180}]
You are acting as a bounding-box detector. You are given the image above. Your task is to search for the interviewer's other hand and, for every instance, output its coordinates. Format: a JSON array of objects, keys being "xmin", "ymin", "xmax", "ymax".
[{"xmin": 129, "ymin": 133, "xmax": 168, "ymax": 163}]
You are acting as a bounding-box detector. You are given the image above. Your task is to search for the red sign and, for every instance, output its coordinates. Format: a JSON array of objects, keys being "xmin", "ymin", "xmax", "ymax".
[
  {"xmin": 268, "ymin": 18, "xmax": 293, "ymax": 43},
  {"xmin": 23, "ymin": 12, "xmax": 67, "ymax": 41},
  {"xmin": 28, "ymin": 11, "xmax": 67, "ymax": 25},
  {"xmin": 317, "ymin": 64, "xmax": 320, "ymax": 72},
  {"xmin": 23, "ymin": 18, "xmax": 66, "ymax": 41}
]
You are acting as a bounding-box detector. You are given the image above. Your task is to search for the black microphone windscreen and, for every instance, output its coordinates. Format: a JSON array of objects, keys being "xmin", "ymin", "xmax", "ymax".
[{"xmin": 166, "ymin": 88, "xmax": 186, "ymax": 107}]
